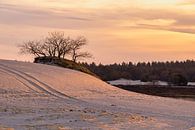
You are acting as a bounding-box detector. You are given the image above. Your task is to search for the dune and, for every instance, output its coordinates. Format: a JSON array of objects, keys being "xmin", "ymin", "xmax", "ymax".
[{"xmin": 0, "ymin": 59, "xmax": 194, "ymax": 130}]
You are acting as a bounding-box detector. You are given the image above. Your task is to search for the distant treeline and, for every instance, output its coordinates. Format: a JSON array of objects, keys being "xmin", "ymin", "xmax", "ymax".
[{"xmin": 81, "ymin": 60, "xmax": 195, "ymax": 85}]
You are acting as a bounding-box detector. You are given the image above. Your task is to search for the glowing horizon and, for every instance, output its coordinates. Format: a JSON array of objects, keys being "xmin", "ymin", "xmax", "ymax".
[{"xmin": 0, "ymin": 0, "xmax": 195, "ymax": 64}]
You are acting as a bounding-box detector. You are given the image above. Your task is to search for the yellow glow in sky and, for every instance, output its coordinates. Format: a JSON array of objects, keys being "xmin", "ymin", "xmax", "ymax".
[{"xmin": 0, "ymin": 0, "xmax": 195, "ymax": 63}]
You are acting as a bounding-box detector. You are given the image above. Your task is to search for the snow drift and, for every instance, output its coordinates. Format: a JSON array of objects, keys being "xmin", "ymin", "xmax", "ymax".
[
  {"xmin": 0, "ymin": 59, "xmax": 116, "ymax": 99},
  {"xmin": 0, "ymin": 59, "xmax": 194, "ymax": 130}
]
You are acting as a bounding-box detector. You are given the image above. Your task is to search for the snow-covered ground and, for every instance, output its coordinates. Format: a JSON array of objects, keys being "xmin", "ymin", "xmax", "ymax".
[
  {"xmin": 188, "ymin": 82, "xmax": 195, "ymax": 86},
  {"xmin": 0, "ymin": 59, "xmax": 194, "ymax": 130},
  {"xmin": 108, "ymin": 78, "xmax": 195, "ymax": 86},
  {"xmin": 108, "ymin": 79, "xmax": 169, "ymax": 86}
]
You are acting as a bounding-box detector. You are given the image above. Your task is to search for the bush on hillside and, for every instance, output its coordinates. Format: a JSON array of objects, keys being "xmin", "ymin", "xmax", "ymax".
[{"xmin": 34, "ymin": 56, "xmax": 97, "ymax": 77}]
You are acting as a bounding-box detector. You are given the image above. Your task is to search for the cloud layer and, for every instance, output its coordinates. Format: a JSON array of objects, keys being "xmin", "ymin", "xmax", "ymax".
[
  {"xmin": 0, "ymin": 0, "xmax": 195, "ymax": 63},
  {"xmin": 1, "ymin": 1, "xmax": 195, "ymax": 33}
]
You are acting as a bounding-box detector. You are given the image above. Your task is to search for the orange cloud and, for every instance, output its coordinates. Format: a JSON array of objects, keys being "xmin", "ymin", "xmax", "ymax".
[{"xmin": 0, "ymin": 0, "xmax": 195, "ymax": 63}]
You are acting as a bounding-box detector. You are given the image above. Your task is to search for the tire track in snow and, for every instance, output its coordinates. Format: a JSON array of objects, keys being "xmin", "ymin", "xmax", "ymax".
[
  {"xmin": 5, "ymin": 65, "xmax": 75, "ymax": 99},
  {"xmin": 0, "ymin": 65, "xmax": 56, "ymax": 97},
  {"xmin": 0, "ymin": 64, "xmax": 77, "ymax": 100},
  {"xmin": 0, "ymin": 68, "xmax": 39, "ymax": 94}
]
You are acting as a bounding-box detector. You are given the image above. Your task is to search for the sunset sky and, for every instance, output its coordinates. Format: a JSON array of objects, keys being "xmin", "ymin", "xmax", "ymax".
[{"xmin": 1, "ymin": 0, "xmax": 195, "ymax": 64}]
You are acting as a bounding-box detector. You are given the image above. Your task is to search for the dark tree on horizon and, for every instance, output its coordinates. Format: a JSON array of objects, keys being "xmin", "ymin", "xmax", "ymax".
[{"xmin": 82, "ymin": 60, "xmax": 195, "ymax": 86}]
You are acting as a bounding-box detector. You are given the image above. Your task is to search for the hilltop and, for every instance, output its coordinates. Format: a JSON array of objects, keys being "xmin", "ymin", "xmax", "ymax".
[
  {"xmin": 34, "ymin": 56, "xmax": 96, "ymax": 77},
  {"xmin": 0, "ymin": 59, "xmax": 194, "ymax": 130}
]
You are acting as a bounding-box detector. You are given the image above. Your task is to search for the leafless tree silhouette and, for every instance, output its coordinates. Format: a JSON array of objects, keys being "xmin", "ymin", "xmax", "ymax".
[{"xmin": 18, "ymin": 32, "xmax": 92, "ymax": 62}]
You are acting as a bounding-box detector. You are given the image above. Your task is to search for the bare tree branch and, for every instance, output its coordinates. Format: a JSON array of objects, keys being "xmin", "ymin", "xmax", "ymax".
[
  {"xmin": 70, "ymin": 36, "xmax": 92, "ymax": 62},
  {"xmin": 73, "ymin": 52, "xmax": 93, "ymax": 62},
  {"xmin": 19, "ymin": 40, "xmax": 45, "ymax": 57}
]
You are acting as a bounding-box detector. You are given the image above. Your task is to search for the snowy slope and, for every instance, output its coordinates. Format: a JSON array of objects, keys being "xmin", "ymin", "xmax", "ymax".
[
  {"xmin": 108, "ymin": 78, "xmax": 169, "ymax": 86},
  {"xmin": 0, "ymin": 59, "xmax": 194, "ymax": 130}
]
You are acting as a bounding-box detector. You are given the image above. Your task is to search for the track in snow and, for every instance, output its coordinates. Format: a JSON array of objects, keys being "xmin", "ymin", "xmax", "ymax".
[{"xmin": 0, "ymin": 63, "xmax": 78, "ymax": 100}]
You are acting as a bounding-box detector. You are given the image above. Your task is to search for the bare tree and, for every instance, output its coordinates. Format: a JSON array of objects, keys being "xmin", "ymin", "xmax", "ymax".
[
  {"xmin": 61, "ymin": 37, "xmax": 72, "ymax": 59},
  {"xmin": 42, "ymin": 42, "xmax": 56, "ymax": 57},
  {"xmin": 43, "ymin": 32, "xmax": 74, "ymax": 59},
  {"xmin": 72, "ymin": 52, "xmax": 92, "ymax": 62},
  {"xmin": 18, "ymin": 32, "xmax": 92, "ymax": 62},
  {"xmin": 71, "ymin": 36, "xmax": 92, "ymax": 62},
  {"xmin": 45, "ymin": 32, "xmax": 65, "ymax": 58},
  {"xmin": 19, "ymin": 40, "xmax": 46, "ymax": 57}
]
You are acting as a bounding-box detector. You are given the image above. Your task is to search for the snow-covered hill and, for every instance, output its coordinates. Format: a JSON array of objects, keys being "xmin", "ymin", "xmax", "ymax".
[{"xmin": 0, "ymin": 60, "xmax": 194, "ymax": 130}]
